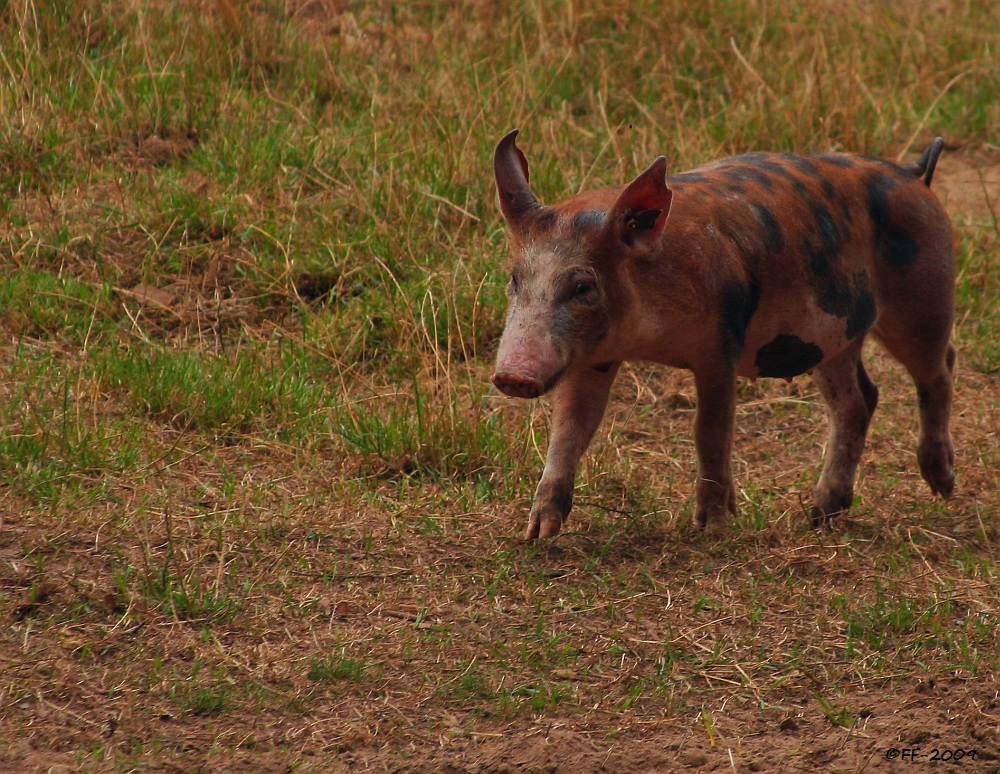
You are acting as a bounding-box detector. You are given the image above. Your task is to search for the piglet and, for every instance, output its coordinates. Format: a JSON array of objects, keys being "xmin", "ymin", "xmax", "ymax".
[{"xmin": 491, "ymin": 130, "xmax": 955, "ymax": 539}]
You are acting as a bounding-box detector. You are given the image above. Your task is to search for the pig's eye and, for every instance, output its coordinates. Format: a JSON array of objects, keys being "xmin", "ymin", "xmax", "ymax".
[
  {"xmin": 508, "ymin": 274, "xmax": 518, "ymax": 295},
  {"xmin": 563, "ymin": 270, "xmax": 598, "ymax": 303}
]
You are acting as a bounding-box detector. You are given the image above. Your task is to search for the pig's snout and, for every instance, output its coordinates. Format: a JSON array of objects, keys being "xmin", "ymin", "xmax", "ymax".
[{"xmin": 491, "ymin": 371, "xmax": 544, "ymax": 399}]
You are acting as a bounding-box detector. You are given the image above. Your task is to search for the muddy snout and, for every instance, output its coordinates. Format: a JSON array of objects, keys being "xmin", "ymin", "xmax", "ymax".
[{"xmin": 491, "ymin": 371, "xmax": 544, "ymax": 399}]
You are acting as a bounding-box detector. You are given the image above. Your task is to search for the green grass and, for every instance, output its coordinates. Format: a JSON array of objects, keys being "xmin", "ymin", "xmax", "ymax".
[
  {"xmin": 0, "ymin": 268, "xmax": 117, "ymax": 342},
  {"xmin": 0, "ymin": 350, "xmax": 142, "ymax": 503},
  {"xmin": 94, "ymin": 344, "xmax": 333, "ymax": 437},
  {"xmin": 955, "ymin": 224, "xmax": 1000, "ymax": 373},
  {"xmin": 0, "ymin": 1, "xmax": 998, "ymax": 771},
  {"xmin": 168, "ymin": 662, "xmax": 237, "ymax": 716},
  {"xmin": 308, "ymin": 654, "xmax": 370, "ymax": 684}
]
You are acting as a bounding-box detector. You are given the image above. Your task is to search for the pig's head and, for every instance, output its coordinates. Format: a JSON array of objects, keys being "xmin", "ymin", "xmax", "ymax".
[{"xmin": 491, "ymin": 129, "xmax": 673, "ymax": 399}]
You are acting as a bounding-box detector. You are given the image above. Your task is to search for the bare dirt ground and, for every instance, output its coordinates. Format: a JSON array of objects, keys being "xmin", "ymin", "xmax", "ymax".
[{"xmin": 934, "ymin": 143, "xmax": 1000, "ymax": 222}]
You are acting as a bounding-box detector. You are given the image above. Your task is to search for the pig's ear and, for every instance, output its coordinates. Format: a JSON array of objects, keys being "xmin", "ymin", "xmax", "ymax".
[
  {"xmin": 494, "ymin": 129, "xmax": 544, "ymax": 229},
  {"xmin": 607, "ymin": 157, "xmax": 672, "ymax": 250}
]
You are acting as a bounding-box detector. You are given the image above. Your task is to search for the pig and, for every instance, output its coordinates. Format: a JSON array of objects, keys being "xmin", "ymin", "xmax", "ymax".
[{"xmin": 490, "ymin": 129, "xmax": 955, "ymax": 539}]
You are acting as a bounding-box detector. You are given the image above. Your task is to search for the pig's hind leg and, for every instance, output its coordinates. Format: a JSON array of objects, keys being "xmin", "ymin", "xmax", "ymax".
[{"xmin": 875, "ymin": 327, "xmax": 956, "ymax": 500}]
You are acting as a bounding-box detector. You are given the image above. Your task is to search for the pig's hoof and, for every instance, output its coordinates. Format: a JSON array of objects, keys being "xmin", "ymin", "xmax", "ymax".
[
  {"xmin": 811, "ymin": 487, "xmax": 853, "ymax": 529},
  {"xmin": 538, "ymin": 517, "xmax": 563, "ymax": 538},
  {"xmin": 524, "ymin": 513, "xmax": 563, "ymax": 540},
  {"xmin": 810, "ymin": 506, "xmax": 833, "ymax": 529},
  {"xmin": 918, "ymin": 440, "xmax": 955, "ymax": 498},
  {"xmin": 929, "ymin": 477, "xmax": 955, "ymax": 499},
  {"xmin": 693, "ymin": 483, "xmax": 736, "ymax": 533},
  {"xmin": 692, "ymin": 507, "xmax": 728, "ymax": 534}
]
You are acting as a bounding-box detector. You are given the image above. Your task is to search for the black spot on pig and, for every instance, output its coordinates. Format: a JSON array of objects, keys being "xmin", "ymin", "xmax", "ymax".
[
  {"xmin": 844, "ymin": 273, "xmax": 877, "ymax": 339},
  {"xmin": 867, "ymin": 174, "xmax": 920, "ymax": 270},
  {"xmin": 790, "ymin": 177, "xmax": 810, "ymax": 197},
  {"xmin": 816, "ymin": 154, "xmax": 856, "ymax": 169},
  {"xmin": 667, "ymin": 172, "xmax": 710, "ymax": 185},
  {"xmin": 811, "ymin": 270, "xmax": 877, "ymax": 340},
  {"xmin": 719, "ymin": 164, "xmax": 776, "ymax": 193},
  {"xmin": 535, "ymin": 209, "xmax": 559, "ymax": 228},
  {"xmin": 806, "ymin": 201, "xmax": 843, "ymax": 280},
  {"xmin": 785, "ymin": 156, "xmax": 822, "ymax": 178},
  {"xmin": 740, "ymin": 154, "xmax": 794, "ymax": 177},
  {"xmin": 755, "ymin": 334, "xmax": 825, "ymax": 378},
  {"xmin": 573, "ymin": 210, "xmax": 606, "ymax": 232},
  {"xmin": 720, "ymin": 280, "xmax": 762, "ymax": 363},
  {"xmin": 752, "ymin": 203, "xmax": 785, "ymax": 252}
]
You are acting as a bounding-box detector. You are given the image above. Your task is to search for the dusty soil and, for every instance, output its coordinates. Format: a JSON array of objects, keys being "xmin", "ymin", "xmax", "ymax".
[
  {"xmin": 346, "ymin": 681, "xmax": 999, "ymax": 773},
  {"xmin": 933, "ymin": 142, "xmax": 1000, "ymax": 221}
]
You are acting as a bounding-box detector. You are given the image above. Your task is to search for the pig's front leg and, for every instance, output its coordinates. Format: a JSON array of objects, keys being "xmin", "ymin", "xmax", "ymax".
[
  {"xmin": 692, "ymin": 363, "xmax": 739, "ymax": 531},
  {"xmin": 526, "ymin": 363, "xmax": 620, "ymax": 540}
]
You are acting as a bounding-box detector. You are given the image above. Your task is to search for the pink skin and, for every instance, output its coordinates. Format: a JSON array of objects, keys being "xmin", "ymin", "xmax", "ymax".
[{"xmin": 492, "ymin": 302, "xmax": 566, "ymax": 399}]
